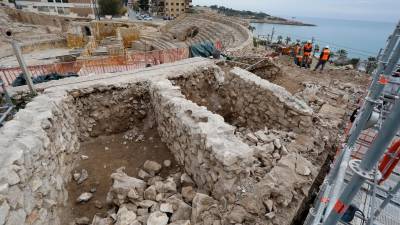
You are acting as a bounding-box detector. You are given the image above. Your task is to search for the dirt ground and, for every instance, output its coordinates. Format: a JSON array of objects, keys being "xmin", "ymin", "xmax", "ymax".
[
  {"xmin": 273, "ymin": 55, "xmax": 371, "ymax": 94},
  {"xmin": 61, "ymin": 127, "xmax": 178, "ymax": 225}
]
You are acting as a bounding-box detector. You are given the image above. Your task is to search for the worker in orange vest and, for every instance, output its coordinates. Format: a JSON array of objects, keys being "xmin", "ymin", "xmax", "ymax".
[
  {"xmin": 293, "ymin": 43, "xmax": 301, "ymax": 65},
  {"xmin": 314, "ymin": 46, "xmax": 331, "ymax": 71},
  {"xmin": 302, "ymin": 40, "xmax": 313, "ymax": 68}
]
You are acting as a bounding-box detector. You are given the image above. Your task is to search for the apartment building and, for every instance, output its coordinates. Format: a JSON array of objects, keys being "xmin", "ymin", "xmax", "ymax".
[{"xmin": 163, "ymin": 0, "xmax": 191, "ymax": 17}]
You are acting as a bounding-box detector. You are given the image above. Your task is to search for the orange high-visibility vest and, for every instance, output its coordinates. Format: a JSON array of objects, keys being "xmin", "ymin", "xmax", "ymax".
[
  {"xmin": 303, "ymin": 44, "xmax": 313, "ymax": 57},
  {"xmin": 321, "ymin": 49, "xmax": 331, "ymax": 61}
]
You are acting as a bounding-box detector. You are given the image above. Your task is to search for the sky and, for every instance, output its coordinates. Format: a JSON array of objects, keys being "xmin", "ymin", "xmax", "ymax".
[{"xmin": 193, "ymin": 0, "xmax": 400, "ymax": 22}]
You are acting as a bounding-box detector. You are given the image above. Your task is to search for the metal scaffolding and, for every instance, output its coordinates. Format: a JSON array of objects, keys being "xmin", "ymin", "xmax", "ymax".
[{"xmin": 305, "ymin": 20, "xmax": 400, "ymax": 225}]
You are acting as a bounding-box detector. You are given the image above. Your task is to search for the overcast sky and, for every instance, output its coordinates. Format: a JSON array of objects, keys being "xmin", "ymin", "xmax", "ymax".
[{"xmin": 193, "ymin": 0, "xmax": 400, "ymax": 22}]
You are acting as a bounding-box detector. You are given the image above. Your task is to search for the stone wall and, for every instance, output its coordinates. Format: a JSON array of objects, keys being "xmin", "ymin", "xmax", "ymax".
[
  {"xmin": 174, "ymin": 66, "xmax": 313, "ymax": 133},
  {"xmin": 20, "ymin": 38, "xmax": 67, "ymax": 54},
  {"xmin": 0, "ymin": 89, "xmax": 80, "ymax": 225},
  {"xmin": 150, "ymin": 79, "xmax": 254, "ymax": 200},
  {"xmin": 70, "ymin": 82, "xmax": 152, "ymax": 140},
  {"xmin": 199, "ymin": 14, "xmax": 253, "ymax": 53},
  {"xmin": 118, "ymin": 27, "xmax": 140, "ymax": 48},
  {"xmin": 4, "ymin": 7, "xmax": 89, "ymax": 31}
]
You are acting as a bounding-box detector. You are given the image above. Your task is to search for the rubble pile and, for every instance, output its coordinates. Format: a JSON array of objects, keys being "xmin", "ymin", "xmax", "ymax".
[{"xmin": 72, "ymin": 151, "xmax": 317, "ymax": 225}]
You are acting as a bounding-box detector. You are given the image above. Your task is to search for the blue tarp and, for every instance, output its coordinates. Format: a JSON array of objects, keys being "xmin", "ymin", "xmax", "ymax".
[{"xmin": 189, "ymin": 41, "xmax": 216, "ymax": 58}]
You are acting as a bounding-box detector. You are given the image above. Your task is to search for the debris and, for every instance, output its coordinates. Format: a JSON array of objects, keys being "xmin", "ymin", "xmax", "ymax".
[
  {"xmin": 147, "ymin": 211, "xmax": 168, "ymax": 225},
  {"xmin": 163, "ymin": 160, "xmax": 172, "ymax": 167},
  {"xmin": 76, "ymin": 192, "xmax": 93, "ymax": 203},
  {"xmin": 143, "ymin": 160, "xmax": 162, "ymax": 175},
  {"xmin": 75, "ymin": 217, "xmax": 90, "ymax": 225},
  {"xmin": 77, "ymin": 169, "xmax": 88, "ymax": 185}
]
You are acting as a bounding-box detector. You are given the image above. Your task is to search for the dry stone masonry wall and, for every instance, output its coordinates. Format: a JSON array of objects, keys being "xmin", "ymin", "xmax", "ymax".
[
  {"xmin": 174, "ymin": 66, "xmax": 313, "ymax": 133},
  {"xmin": 150, "ymin": 79, "xmax": 254, "ymax": 200},
  {"xmin": 0, "ymin": 58, "xmax": 339, "ymax": 225},
  {"xmin": 0, "ymin": 89, "xmax": 80, "ymax": 225}
]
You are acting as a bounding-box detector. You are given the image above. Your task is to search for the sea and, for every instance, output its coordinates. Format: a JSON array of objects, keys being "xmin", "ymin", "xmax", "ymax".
[{"xmin": 251, "ymin": 17, "xmax": 398, "ymax": 59}]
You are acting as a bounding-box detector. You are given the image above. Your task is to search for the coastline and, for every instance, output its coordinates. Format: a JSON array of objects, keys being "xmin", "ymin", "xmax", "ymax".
[{"xmin": 248, "ymin": 19, "xmax": 316, "ymax": 26}]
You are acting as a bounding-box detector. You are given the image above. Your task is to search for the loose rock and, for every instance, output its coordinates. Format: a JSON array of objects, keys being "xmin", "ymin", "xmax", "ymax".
[
  {"xmin": 76, "ymin": 192, "xmax": 93, "ymax": 203},
  {"xmin": 147, "ymin": 211, "xmax": 168, "ymax": 225}
]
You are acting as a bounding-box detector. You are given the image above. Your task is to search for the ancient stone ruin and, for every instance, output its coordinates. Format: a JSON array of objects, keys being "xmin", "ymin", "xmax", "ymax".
[{"xmin": 0, "ymin": 58, "xmax": 341, "ymax": 225}]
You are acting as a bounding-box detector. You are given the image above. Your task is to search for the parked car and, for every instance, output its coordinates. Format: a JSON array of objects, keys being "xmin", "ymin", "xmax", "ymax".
[
  {"xmin": 136, "ymin": 15, "xmax": 143, "ymax": 20},
  {"xmin": 143, "ymin": 16, "xmax": 153, "ymax": 21}
]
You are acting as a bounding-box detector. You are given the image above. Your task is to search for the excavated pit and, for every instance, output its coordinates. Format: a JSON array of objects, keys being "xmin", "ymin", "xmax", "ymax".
[
  {"xmin": 0, "ymin": 59, "xmax": 340, "ymax": 225},
  {"xmin": 59, "ymin": 84, "xmax": 181, "ymax": 223}
]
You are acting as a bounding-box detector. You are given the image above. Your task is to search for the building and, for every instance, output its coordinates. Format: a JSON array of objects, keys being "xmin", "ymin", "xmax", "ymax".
[
  {"xmin": 162, "ymin": 0, "xmax": 191, "ymax": 17},
  {"xmin": 14, "ymin": 0, "xmax": 97, "ymax": 17}
]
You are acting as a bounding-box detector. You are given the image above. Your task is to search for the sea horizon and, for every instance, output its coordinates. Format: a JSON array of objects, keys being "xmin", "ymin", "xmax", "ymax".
[{"xmin": 252, "ymin": 17, "xmax": 397, "ymax": 59}]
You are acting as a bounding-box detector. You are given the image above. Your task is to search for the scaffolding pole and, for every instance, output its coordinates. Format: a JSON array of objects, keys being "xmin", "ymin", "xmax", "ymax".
[
  {"xmin": 323, "ymin": 36, "xmax": 400, "ymax": 225},
  {"xmin": 373, "ymin": 181, "xmax": 400, "ymax": 218},
  {"xmin": 11, "ymin": 41, "xmax": 37, "ymax": 95},
  {"xmin": 306, "ymin": 20, "xmax": 400, "ymax": 225}
]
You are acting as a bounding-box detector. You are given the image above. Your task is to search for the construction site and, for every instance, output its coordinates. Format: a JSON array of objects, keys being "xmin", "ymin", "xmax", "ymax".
[{"xmin": 0, "ymin": 3, "xmax": 400, "ymax": 225}]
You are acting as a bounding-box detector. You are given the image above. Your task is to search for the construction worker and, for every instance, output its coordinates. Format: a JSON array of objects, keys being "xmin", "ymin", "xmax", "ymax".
[
  {"xmin": 314, "ymin": 46, "xmax": 331, "ymax": 71},
  {"xmin": 302, "ymin": 40, "xmax": 313, "ymax": 68},
  {"xmin": 293, "ymin": 43, "xmax": 301, "ymax": 65}
]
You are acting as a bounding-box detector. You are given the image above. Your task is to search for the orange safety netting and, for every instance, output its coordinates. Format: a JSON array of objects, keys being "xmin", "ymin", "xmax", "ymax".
[{"xmin": 0, "ymin": 47, "xmax": 192, "ymax": 87}]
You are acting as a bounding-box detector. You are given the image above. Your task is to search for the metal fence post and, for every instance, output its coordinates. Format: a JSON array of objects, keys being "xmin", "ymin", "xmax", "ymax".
[{"xmin": 11, "ymin": 41, "xmax": 37, "ymax": 95}]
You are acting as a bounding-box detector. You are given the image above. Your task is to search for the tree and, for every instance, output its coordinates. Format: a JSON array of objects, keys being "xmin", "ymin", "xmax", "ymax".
[
  {"xmin": 139, "ymin": 0, "xmax": 149, "ymax": 12},
  {"xmin": 349, "ymin": 58, "xmax": 360, "ymax": 68},
  {"xmin": 132, "ymin": 1, "xmax": 140, "ymax": 11},
  {"xmin": 248, "ymin": 25, "xmax": 255, "ymax": 33},
  {"xmin": 336, "ymin": 49, "xmax": 348, "ymax": 59},
  {"xmin": 277, "ymin": 35, "xmax": 283, "ymax": 44},
  {"xmin": 366, "ymin": 56, "xmax": 378, "ymax": 74},
  {"xmin": 98, "ymin": 0, "xmax": 124, "ymax": 16},
  {"xmin": 285, "ymin": 36, "xmax": 291, "ymax": 45}
]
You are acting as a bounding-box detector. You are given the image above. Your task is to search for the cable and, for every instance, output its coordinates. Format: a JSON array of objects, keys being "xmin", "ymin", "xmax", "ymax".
[{"xmin": 355, "ymin": 209, "xmax": 366, "ymax": 225}]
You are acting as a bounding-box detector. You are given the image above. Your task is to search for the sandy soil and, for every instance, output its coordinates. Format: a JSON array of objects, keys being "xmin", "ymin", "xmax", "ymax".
[{"xmin": 61, "ymin": 127, "xmax": 178, "ymax": 225}]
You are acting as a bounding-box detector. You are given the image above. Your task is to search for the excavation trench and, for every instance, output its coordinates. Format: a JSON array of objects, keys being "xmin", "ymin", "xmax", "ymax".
[{"xmin": 1, "ymin": 61, "xmax": 336, "ymax": 225}]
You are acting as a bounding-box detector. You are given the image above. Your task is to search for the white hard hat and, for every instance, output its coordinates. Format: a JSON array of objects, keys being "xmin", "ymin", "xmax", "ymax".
[
  {"xmin": 307, "ymin": 40, "xmax": 312, "ymax": 43},
  {"xmin": 325, "ymin": 45, "xmax": 330, "ymax": 49}
]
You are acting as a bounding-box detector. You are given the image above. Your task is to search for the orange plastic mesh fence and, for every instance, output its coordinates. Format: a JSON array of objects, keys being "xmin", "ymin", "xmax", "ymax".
[{"xmin": 0, "ymin": 47, "xmax": 192, "ymax": 87}]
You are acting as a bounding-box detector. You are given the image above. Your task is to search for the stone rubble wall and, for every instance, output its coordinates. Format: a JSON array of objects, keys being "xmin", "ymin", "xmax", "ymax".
[
  {"xmin": 70, "ymin": 82, "xmax": 152, "ymax": 141},
  {"xmin": 174, "ymin": 66, "xmax": 313, "ymax": 133},
  {"xmin": 0, "ymin": 89, "xmax": 80, "ymax": 225},
  {"xmin": 0, "ymin": 58, "xmax": 217, "ymax": 225},
  {"xmin": 226, "ymin": 67, "xmax": 314, "ymax": 133},
  {"xmin": 4, "ymin": 7, "xmax": 89, "ymax": 31},
  {"xmin": 150, "ymin": 79, "xmax": 254, "ymax": 201}
]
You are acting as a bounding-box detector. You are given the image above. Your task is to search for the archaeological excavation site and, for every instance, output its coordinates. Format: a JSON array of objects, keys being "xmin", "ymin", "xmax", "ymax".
[
  {"xmin": 0, "ymin": 55, "xmax": 365, "ymax": 225},
  {"xmin": 0, "ymin": 3, "xmax": 379, "ymax": 225}
]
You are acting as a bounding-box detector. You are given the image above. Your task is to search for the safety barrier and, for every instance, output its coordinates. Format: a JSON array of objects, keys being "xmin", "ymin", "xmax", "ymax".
[{"xmin": 0, "ymin": 47, "xmax": 190, "ymax": 87}]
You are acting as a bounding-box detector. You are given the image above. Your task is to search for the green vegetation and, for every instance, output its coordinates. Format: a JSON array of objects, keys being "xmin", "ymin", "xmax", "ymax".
[
  {"xmin": 366, "ymin": 57, "xmax": 378, "ymax": 74},
  {"xmin": 98, "ymin": 0, "xmax": 124, "ymax": 16},
  {"xmin": 139, "ymin": 0, "xmax": 149, "ymax": 12},
  {"xmin": 209, "ymin": 5, "xmax": 271, "ymax": 19}
]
